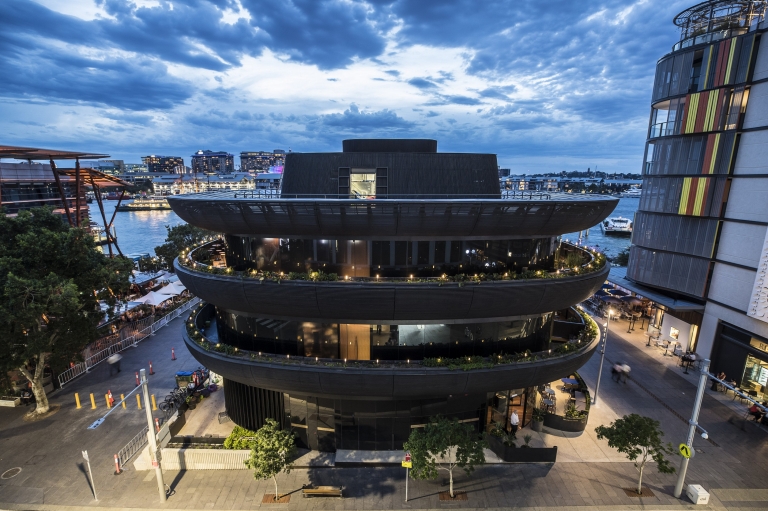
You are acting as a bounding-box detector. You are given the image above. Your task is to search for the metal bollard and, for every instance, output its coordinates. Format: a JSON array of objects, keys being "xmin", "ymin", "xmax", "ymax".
[
  {"xmin": 90, "ymin": 393, "xmax": 96, "ymax": 409},
  {"xmin": 120, "ymin": 394, "xmax": 126, "ymax": 409},
  {"xmin": 105, "ymin": 394, "xmax": 111, "ymax": 408},
  {"xmin": 75, "ymin": 393, "xmax": 81, "ymax": 409},
  {"xmin": 136, "ymin": 394, "xmax": 142, "ymax": 409},
  {"xmin": 151, "ymin": 394, "xmax": 157, "ymax": 410}
]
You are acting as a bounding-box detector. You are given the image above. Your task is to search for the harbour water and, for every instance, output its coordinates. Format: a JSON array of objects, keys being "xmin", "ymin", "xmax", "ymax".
[{"xmin": 93, "ymin": 196, "xmax": 639, "ymax": 259}]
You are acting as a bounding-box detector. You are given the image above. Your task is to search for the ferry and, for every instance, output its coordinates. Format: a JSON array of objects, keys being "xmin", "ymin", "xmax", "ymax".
[
  {"xmin": 601, "ymin": 216, "xmax": 633, "ymax": 236},
  {"xmin": 116, "ymin": 196, "xmax": 171, "ymax": 211},
  {"xmin": 620, "ymin": 187, "xmax": 642, "ymax": 198}
]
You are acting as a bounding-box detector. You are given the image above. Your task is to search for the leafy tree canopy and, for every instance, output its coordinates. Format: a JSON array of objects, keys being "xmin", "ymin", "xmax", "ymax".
[
  {"xmin": 154, "ymin": 224, "xmax": 213, "ymax": 271},
  {"xmin": 404, "ymin": 416, "xmax": 486, "ymax": 497},
  {"xmin": 0, "ymin": 208, "xmax": 132, "ymax": 409},
  {"xmin": 244, "ymin": 419, "xmax": 297, "ymax": 500},
  {"xmin": 224, "ymin": 425, "xmax": 259, "ymax": 450},
  {"xmin": 595, "ymin": 413, "xmax": 676, "ymax": 494}
]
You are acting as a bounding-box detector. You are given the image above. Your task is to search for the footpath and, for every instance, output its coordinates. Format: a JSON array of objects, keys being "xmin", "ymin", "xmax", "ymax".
[{"xmin": 0, "ymin": 311, "xmax": 767, "ymax": 510}]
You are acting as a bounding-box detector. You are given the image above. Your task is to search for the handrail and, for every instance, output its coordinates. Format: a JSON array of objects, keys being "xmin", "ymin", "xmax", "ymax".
[
  {"xmin": 57, "ymin": 297, "xmax": 201, "ymax": 387},
  {"xmin": 117, "ymin": 425, "xmax": 149, "ymax": 470},
  {"xmin": 184, "ymin": 303, "xmax": 600, "ymax": 371},
  {"xmin": 179, "ymin": 239, "xmax": 606, "ymax": 285},
  {"xmin": 176, "ymin": 190, "xmax": 556, "ymax": 200}
]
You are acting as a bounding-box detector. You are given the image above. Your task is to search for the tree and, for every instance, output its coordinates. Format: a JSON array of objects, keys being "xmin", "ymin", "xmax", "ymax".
[
  {"xmin": 595, "ymin": 414, "xmax": 676, "ymax": 494},
  {"xmin": 154, "ymin": 224, "xmax": 213, "ymax": 271},
  {"xmin": 224, "ymin": 425, "xmax": 259, "ymax": 450},
  {"xmin": 403, "ymin": 416, "xmax": 486, "ymax": 498},
  {"xmin": 614, "ymin": 248, "xmax": 630, "ymax": 267},
  {"xmin": 244, "ymin": 419, "xmax": 297, "ymax": 501},
  {"xmin": 0, "ymin": 208, "xmax": 132, "ymax": 414}
]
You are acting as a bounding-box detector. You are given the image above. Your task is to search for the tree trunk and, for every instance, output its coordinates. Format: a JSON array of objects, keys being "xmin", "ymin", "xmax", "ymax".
[
  {"xmin": 19, "ymin": 353, "xmax": 49, "ymax": 414},
  {"xmin": 449, "ymin": 468, "xmax": 454, "ymax": 498},
  {"xmin": 273, "ymin": 475, "xmax": 279, "ymax": 501},
  {"xmin": 637, "ymin": 464, "xmax": 644, "ymax": 495}
]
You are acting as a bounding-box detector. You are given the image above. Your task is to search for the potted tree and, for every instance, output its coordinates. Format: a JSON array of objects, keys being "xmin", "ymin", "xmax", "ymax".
[
  {"xmin": 531, "ymin": 408, "xmax": 545, "ymax": 432},
  {"xmin": 245, "ymin": 419, "xmax": 297, "ymax": 503}
]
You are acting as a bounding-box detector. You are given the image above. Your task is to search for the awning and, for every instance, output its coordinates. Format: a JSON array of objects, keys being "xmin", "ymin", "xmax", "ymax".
[
  {"xmin": 132, "ymin": 291, "xmax": 173, "ymax": 306},
  {"xmin": 156, "ymin": 282, "xmax": 187, "ymax": 295},
  {"xmin": 608, "ymin": 267, "xmax": 705, "ymax": 312}
]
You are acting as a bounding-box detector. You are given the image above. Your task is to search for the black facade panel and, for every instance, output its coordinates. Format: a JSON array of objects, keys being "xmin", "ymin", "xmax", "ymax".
[
  {"xmin": 626, "ymin": 246, "xmax": 709, "ymax": 298},
  {"xmin": 224, "ymin": 378, "xmax": 286, "ymax": 431},
  {"xmin": 632, "ymin": 212, "xmax": 718, "ymax": 258},
  {"xmin": 342, "ymin": 139, "xmax": 437, "ymax": 153},
  {"xmin": 280, "ymin": 152, "xmax": 500, "ymax": 197}
]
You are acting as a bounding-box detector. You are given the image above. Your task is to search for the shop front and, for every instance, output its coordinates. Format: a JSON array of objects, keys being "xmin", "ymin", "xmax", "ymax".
[{"xmin": 711, "ymin": 323, "xmax": 768, "ymax": 401}]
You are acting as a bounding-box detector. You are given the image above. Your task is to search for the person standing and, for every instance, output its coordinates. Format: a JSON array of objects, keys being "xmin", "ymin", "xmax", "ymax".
[{"xmin": 509, "ymin": 410, "xmax": 519, "ymax": 435}]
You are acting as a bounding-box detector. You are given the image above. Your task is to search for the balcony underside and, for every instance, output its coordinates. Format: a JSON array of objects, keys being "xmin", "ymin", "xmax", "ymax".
[
  {"xmin": 175, "ymin": 258, "xmax": 608, "ymax": 324},
  {"xmin": 167, "ymin": 197, "xmax": 618, "ymax": 239},
  {"xmin": 183, "ymin": 325, "xmax": 598, "ymax": 400}
]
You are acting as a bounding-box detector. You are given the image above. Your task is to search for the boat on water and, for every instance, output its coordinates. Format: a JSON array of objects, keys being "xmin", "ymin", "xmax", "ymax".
[
  {"xmin": 620, "ymin": 187, "xmax": 642, "ymax": 198},
  {"xmin": 601, "ymin": 216, "xmax": 633, "ymax": 236},
  {"xmin": 116, "ymin": 196, "xmax": 172, "ymax": 211}
]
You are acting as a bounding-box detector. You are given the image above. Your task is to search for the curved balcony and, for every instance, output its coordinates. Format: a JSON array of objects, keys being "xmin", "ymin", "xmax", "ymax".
[
  {"xmin": 166, "ymin": 192, "xmax": 618, "ymax": 240},
  {"xmin": 182, "ymin": 303, "xmax": 600, "ymax": 400},
  {"xmin": 174, "ymin": 244, "xmax": 608, "ymax": 323}
]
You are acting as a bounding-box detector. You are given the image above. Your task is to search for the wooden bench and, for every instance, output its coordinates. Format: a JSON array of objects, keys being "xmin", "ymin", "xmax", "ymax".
[{"xmin": 302, "ymin": 486, "xmax": 343, "ymax": 498}]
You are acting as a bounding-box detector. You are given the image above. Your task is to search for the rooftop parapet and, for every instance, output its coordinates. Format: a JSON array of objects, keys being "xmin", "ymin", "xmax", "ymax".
[{"xmin": 672, "ymin": 0, "xmax": 767, "ymax": 51}]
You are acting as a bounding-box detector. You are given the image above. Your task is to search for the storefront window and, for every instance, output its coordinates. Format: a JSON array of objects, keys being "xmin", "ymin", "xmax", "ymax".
[{"xmin": 741, "ymin": 355, "xmax": 768, "ymax": 400}]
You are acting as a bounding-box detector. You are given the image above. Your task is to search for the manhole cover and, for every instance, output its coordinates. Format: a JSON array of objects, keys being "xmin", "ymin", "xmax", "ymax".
[{"xmin": 1, "ymin": 467, "xmax": 22, "ymax": 479}]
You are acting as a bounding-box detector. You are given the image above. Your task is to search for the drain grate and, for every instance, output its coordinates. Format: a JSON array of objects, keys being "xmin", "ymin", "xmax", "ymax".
[{"xmin": 1, "ymin": 467, "xmax": 22, "ymax": 479}]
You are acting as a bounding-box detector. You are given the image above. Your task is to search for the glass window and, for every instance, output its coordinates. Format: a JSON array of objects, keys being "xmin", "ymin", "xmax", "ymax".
[{"xmin": 350, "ymin": 170, "xmax": 376, "ymax": 198}]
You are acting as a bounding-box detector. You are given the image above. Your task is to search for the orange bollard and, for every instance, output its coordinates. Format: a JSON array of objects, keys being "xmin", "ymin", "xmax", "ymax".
[
  {"xmin": 171, "ymin": 347, "xmax": 176, "ymax": 361},
  {"xmin": 154, "ymin": 417, "xmax": 160, "ymax": 433},
  {"xmin": 149, "ymin": 361, "xmax": 154, "ymax": 375},
  {"xmin": 114, "ymin": 454, "xmax": 122, "ymax": 475}
]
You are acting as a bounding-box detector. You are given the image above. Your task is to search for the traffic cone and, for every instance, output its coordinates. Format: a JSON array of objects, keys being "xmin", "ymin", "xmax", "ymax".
[
  {"xmin": 107, "ymin": 390, "xmax": 115, "ymax": 408},
  {"xmin": 171, "ymin": 347, "xmax": 176, "ymax": 361},
  {"xmin": 149, "ymin": 361, "xmax": 154, "ymax": 375},
  {"xmin": 135, "ymin": 371, "xmax": 140, "ymax": 387}
]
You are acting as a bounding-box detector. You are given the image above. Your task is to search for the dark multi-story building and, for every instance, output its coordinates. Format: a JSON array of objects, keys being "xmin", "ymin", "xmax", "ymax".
[
  {"xmin": 240, "ymin": 150, "xmax": 286, "ymax": 172},
  {"xmin": 191, "ymin": 150, "xmax": 235, "ymax": 174},
  {"xmin": 142, "ymin": 155, "xmax": 185, "ymax": 174},
  {"xmin": 620, "ymin": 1, "xmax": 768, "ymax": 393},
  {"xmin": 170, "ymin": 139, "xmax": 617, "ymax": 451}
]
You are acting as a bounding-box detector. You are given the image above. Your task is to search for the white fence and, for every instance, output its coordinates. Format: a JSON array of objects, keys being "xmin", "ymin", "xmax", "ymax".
[
  {"xmin": 134, "ymin": 447, "xmax": 249, "ymax": 471},
  {"xmin": 117, "ymin": 425, "xmax": 149, "ymax": 469},
  {"xmin": 58, "ymin": 297, "xmax": 200, "ymax": 387}
]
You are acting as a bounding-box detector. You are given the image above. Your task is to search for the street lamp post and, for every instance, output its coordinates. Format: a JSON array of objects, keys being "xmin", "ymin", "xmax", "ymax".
[
  {"xmin": 141, "ymin": 369, "xmax": 167, "ymax": 502},
  {"xmin": 593, "ymin": 310, "xmax": 612, "ymax": 405},
  {"xmin": 673, "ymin": 359, "xmax": 710, "ymax": 499}
]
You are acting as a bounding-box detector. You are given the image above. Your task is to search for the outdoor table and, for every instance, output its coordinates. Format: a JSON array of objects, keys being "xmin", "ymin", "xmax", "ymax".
[
  {"xmin": 543, "ymin": 388, "xmax": 556, "ymax": 395},
  {"xmin": 542, "ymin": 399, "xmax": 554, "ymax": 412},
  {"xmin": 561, "ymin": 378, "xmax": 579, "ymax": 386}
]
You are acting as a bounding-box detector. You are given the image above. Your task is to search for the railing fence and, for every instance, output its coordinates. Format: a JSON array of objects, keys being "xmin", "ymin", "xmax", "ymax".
[
  {"xmin": 58, "ymin": 297, "xmax": 200, "ymax": 387},
  {"xmin": 117, "ymin": 425, "xmax": 149, "ymax": 470}
]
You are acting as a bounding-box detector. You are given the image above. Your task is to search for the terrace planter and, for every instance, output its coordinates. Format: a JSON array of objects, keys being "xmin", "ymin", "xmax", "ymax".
[
  {"xmin": 543, "ymin": 412, "xmax": 588, "ymax": 433},
  {"xmin": 0, "ymin": 396, "xmax": 20, "ymax": 407},
  {"xmin": 488, "ymin": 436, "xmax": 557, "ymax": 463},
  {"xmin": 531, "ymin": 419, "xmax": 543, "ymax": 432}
]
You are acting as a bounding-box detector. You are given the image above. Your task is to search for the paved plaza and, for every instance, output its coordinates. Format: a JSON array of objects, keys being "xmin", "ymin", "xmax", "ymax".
[{"xmin": 0, "ymin": 310, "xmax": 767, "ymax": 510}]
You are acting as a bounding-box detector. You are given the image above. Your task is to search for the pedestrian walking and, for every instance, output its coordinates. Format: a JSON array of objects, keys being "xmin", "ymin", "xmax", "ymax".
[
  {"xmin": 621, "ymin": 363, "xmax": 631, "ymax": 384},
  {"xmin": 509, "ymin": 410, "xmax": 519, "ymax": 435},
  {"xmin": 611, "ymin": 362, "xmax": 623, "ymax": 382},
  {"xmin": 107, "ymin": 353, "xmax": 123, "ymax": 376}
]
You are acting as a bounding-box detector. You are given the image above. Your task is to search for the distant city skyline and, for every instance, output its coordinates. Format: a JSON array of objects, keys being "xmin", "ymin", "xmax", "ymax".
[{"xmin": 1, "ymin": 0, "xmax": 694, "ymax": 173}]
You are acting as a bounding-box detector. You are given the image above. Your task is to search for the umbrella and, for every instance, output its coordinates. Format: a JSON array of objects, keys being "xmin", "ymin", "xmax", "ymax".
[
  {"xmin": 610, "ymin": 289, "xmax": 629, "ymax": 296},
  {"xmin": 157, "ymin": 282, "xmax": 187, "ymax": 295},
  {"xmin": 620, "ymin": 296, "xmax": 643, "ymax": 306},
  {"xmin": 601, "ymin": 284, "xmax": 613, "ymax": 290},
  {"xmin": 600, "ymin": 296, "xmax": 623, "ymax": 305},
  {"xmin": 594, "ymin": 289, "xmax": 612, "ymax": 297},
  {"xmin": 135, "ymin": 291, "xmax": 173, "ymax": 307}
]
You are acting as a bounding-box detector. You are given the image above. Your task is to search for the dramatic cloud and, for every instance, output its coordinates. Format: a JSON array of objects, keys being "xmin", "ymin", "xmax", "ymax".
[{"xmin": 0, "ymin": 0, "xmax": 695, "ymax": 172}]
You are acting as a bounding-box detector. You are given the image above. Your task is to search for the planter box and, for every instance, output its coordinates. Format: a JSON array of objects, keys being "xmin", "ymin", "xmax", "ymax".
[
  {"xmin": 488, "ymin": 436, "xmax": 557, "ymax": 463},
  {"xmin": 0, "ymin": 397, "xmax": 20, "ymax": 407},
  {"xmin": 543, "ymin": 412, "xmax": 588, "ymax": 433}
]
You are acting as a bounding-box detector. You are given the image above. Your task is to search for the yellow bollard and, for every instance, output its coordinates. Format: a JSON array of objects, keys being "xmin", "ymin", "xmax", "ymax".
[
  {"xmin": 105, "ymin": 394, "xmax": 111, "ymax": 409},
  {"xmin": 121, "ymin": 394, "xmax": 126, "ymax": 409},
  {"xmin": 90, "ymin": 393, "xmax": 96, "ymax": 409},
  {"xmin": 137, "ymin": 394, "xmax": 142, "ymax": 409},
  {"xmin": 75, "ymin": 393, "xmax": 81, "ymax": 409},
  {"xmin": 151, "ymin": 394, "xmax": 157, "ymax": 411}
]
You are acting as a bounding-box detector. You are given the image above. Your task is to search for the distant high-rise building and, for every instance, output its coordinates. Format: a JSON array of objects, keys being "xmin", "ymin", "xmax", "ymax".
[
  {"xmin": 191, "ymin": 150, "xmax": 234, "ymax": 174},
  {"xmin": 240, "ymin": 150, "xmax": 286, "ymax": 172},
  {"xmin": 142, "ymin": 155, "xmax": 185, "ymax": 174}
]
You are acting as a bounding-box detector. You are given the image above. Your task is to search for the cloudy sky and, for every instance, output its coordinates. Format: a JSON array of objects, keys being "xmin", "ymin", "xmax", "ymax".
[{"xmin": 1, "ymin": 0, "xmax": 692, "ymax": 173}]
